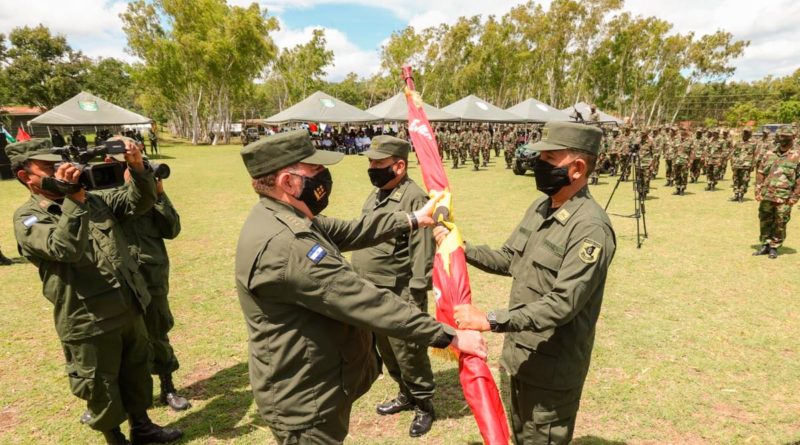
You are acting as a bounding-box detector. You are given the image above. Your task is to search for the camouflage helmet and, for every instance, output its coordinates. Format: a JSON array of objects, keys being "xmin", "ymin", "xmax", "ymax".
[{"xmin": 777, "ymin": 126, "xmax": 795, "ymax": 137}]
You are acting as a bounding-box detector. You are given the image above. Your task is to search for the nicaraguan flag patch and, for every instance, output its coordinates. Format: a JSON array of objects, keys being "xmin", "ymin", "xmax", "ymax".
[
  {"xmin": 22, "ymin": 215, "xmax": 38, "ymax": 228},
  {"xmin": 306, "ymin": 243, "xmax": 327, "ymax": 264}
]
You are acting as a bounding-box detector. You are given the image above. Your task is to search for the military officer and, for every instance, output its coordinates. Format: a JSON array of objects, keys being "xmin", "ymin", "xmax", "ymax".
[
  {"xmin": 235, "ymin": 130, "xmax": 486, "ymax": 444},
  {"xmin": 438, "ymin": 122, "xmax": 616, "ymax": 445},
  {"xmin": 351, "ymin": 136, "xmax": 438, "ymax": 437},
  {"xmin": 753, "ymin": 127, "xmax": 800, "ymax": 259},
  {"xmin": 111, "ymin": 146, "xmax": 190, "ymax": 412},
  {"xmin": 7, "ymin": 138, "xmax": 182, "ymax": 445}
]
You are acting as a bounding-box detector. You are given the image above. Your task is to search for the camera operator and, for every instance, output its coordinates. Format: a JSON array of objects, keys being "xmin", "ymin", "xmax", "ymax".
[{"xmin": 6, "ymin": 138, "xmax": 183, "ymax": 445}]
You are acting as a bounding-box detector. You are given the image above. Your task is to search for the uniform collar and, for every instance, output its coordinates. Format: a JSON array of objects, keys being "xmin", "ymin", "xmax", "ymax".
[
  {"xmin": 536, "ymin": 186, "xmax": 591, "ymax": 226},
  {"xmin": 260, "ymin": 195, "xmax": 313, "ymax": 229},
  {"xmin": 374, "ymin": 175, "xmax": 411, "ymax": 206}
]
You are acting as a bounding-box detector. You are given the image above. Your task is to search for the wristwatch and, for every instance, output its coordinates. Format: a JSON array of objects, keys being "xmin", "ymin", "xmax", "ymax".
[{"xmin": 487, "ymin": 311, "xmax": 499, "ymax": 332}]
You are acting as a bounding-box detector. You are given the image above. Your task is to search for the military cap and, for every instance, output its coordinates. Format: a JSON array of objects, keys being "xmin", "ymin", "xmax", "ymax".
[
  {"xmin": 4, "ymin": 138, "xmax": 61, "ymax": 170},
  {"xmin": 777, "ymin": 126, "xmax": 795, "ymax": 137},
  {"xmin": 526, "ymin": 121, "xmax": 602, "ymax": 156},
  {"xmin": 742, "ymin": 126, "xmax": 753, "ymax": 134},
  {"xmin": 240, "ymin": 129, "xmax": 343, "ymax": 178},
  {"xmin": 363, "ymin": 135, "xmax": 410, "ymax": 160}
]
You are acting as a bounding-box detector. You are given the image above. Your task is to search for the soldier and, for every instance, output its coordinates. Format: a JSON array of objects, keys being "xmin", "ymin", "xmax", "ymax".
[
  {"xmin": 618, "ymin": 126, "xmax": 634, "ymax": 181},
  {"xmin": 672, "ymin": 129, "xmax": 694, "ymax": 195},
  {"xmin": 7, "ymin": 138, "xmax": 182, "ymax": 445},
  {"xmin": 589, "ymin": 104, "xmax": 600, "ymax": 123},
  {"xmin": 51, "ymin": 129, "xmax": 66, "ymax": 147},
  {"xmin": 469, "ymin": 125, "xmax": 481, "ymax": 171},
  {"xmin": 663, "ymin": 126, "xmax": 678, "ymax": 186},
  {"xmin": 705, "ymin": 129, "xmax": 726, "ymax": 191},
  {"xmin": 637, "ymin": 129, "xmax": 655, "ymax": 196},
  {"xmin": 753, "ymin": 127, "xmax": 800, "ymax": 259},
  {"xmin": 454, "ymin": 126, "xmax": 467, "ymax": 169},
  {"xmin": 719, "ymin": 128, "xmax": 733, "ymax": 181},
  {"xmin": 480, "ymin": 125, "xmax": 491, "ymax": 168},
  {"xmin": 149, "ymin": 130, "xmax": 159, "ymax": 155},
  {"xmin": 111, "ymin": 149, "xmax": 190, "ymax": 412},
  {"xmin": 730, "ymin": 127, "xmax": 758, "ymax": 202},
  {"xmin": 608, "ymin": 127, "xmax": 621, "ymax": 176},
  {"xmin": 690, "ymin": 129, "xmax": 705, "ymax": 183},
  {"xmin": 504, "ymin": 126, "xmax": 516, "ymax": 169},
  {"xmin": 589, "ymin": 129, "xmax": 608, "ymax": 185},
  {"xmin": 443, "ymin": 122, "xmax": 616, "ymax": 445},
  {"xmin": 439, "ymin": 124, "xmax": 450, "ymax": 161},
  {"xmin": 492, "ymin": 124, "xmax": 502, "ymax": 157},
  {"xmin": 351, "ymin": 136, "xmax": 438, "ymax": 437},
  {"xmin": 235, "ymin": 130, "xmax": 486, "ymax": 444}
]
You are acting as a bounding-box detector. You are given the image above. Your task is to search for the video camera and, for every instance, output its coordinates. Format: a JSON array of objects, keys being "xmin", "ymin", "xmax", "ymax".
[
  {"xmin": 628, "ymin": 142, "xmax": 641, "ymax": 153},
  {"xmin": 44, "ymin": 140, "xmax": 128, "ymax": 194}
]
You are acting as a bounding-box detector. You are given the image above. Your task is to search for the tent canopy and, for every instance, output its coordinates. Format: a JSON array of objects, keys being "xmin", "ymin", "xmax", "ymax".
[
  {"xmin": 30, "ymin": 91, "xmax": 151, "ymax": 126},
  {"xmin": 265, "ymin": 91, "xmax": 377, "ymax": 124},
  {"xmin": 506, "ymin": 98, "xmax": 573, "ymax": 123},
  {"xmin": 366, "ymin": 92, "xmax": 457, "ymax": 122},
  {"xmin": 560, "ymin": 102, "xmax": 623, "ymax": 124},
  {"xmin": 441, "ymin": 95, "xmax": 524, "ymax": 122}
]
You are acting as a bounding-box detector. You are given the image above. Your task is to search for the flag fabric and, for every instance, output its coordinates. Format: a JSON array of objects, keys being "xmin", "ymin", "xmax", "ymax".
[
  {"xmin": 2, "ymin": 127, "xmax": 15, "ymax": 144},
  {"xmin": 402, "ymin": 66, "xmax": 510, "ymax": 445},
  {"xmin": 15, "ymin": 127, "xmax": 31, "ymax": 142}
]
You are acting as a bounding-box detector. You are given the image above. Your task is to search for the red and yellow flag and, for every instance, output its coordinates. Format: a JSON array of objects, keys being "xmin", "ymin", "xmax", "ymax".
[{"xmin": 402, "ymin": 66, "xmax": 509, "ymax": 445}]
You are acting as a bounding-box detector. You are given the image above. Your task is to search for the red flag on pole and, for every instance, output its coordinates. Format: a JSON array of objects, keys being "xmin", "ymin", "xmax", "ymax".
[
  {"xmin": 16, "ymin": 127, "xmax": 31, "ymax": 142},
  {"xmin": 402, "ymin": 66, "xmax": 510, "ymax": 445}
]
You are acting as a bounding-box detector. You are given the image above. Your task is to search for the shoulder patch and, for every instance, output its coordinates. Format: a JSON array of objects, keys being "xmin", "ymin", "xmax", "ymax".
[
  {"xmin": 578, "ymin": 238, "xmax": 602, "ymax": 264},
  {"xmin": 22, "ymin": 215, "xmax": 39, "ymax": 228},
  {"xmin": 306, "ymin": 243, "xmax": 327, "ymax": 264}
]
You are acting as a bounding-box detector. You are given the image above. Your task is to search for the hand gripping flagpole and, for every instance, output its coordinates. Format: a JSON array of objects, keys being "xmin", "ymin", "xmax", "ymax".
[{"xmin": 401, "ymin": 65, "xmax": 510, "ymax": 445}]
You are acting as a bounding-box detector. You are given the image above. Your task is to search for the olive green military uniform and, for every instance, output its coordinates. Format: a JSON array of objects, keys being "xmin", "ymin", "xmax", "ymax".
[
  {"xmin": 705, "ymin": 135, "xmax": 726, "ymax": 190},
  {"xmin": 464, "ymin": 123, "xmax": 616, "ymax": 445},
  {"xmin": 10, "ymin": 140, "xmax": 157, "ymax": 433},
  {"xmin": 351, "ymin": 175, "xmax": 436, "ymax": 404},
  {"xmin": 235, "ymin": 130, "xmax": 456, "ymax": 443},
  {"xmin": 120, "ymin": 192, "xmax": 182, "ymax": 375}
]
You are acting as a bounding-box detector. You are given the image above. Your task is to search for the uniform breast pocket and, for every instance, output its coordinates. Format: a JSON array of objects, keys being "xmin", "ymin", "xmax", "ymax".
[{"xmin": 532, "ymin": 245, "xmax": 563, "ymax": 272}]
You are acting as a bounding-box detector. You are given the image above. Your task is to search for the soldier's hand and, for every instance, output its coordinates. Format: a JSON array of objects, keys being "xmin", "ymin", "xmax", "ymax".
[
  {"xmin": 413, "ymin": 190, "xmax": 446, "ymax": 228},
  {"xmin": 451, "ymin": 329, "xmax": 488, "ymax": 360},
  {"xmin": 454, "ymin": 304, "xmax": 490, "ymax": 332},
  {"xmin": 55, "ymin": 162, "xmax": 86, "ymax": 203},
  {"xmin": 433, "ymin": 226, "xmax": 450, "ymax": 246},
  {"xmin": 118, "ymin": 138, "xmax": 145, "ymax": 172}
]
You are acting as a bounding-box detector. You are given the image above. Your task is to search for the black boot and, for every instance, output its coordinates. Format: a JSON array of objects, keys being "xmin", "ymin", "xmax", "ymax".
[
  {"xmin": 738, "ymin": 193, "xmax": 744, "ymax": 203},
  {"xmin": 768, "ymin": 247, "xmax": 778, "ymax": 259},
  {"xmin": 0, "ymin": 250, "xmax": 12, "ymax": 266},
  {"xmin": 103, "ymin": 427, "xmax": 131, "ymax": 445},
  {"xmin": 753, "ymin": 244, "xmax": 770, "ymax": 256},
  {"xmin": 129, "ymin": 412, "xmax": 183, "ymax": 445},
  {"xmin": 159, "ymin": 374, "xmax": 190, "ymax": 411},
  {"xmin": 409, "ymin": 399, "xmax": 435, "ymax": 438},
  {"xmin": 376, "ymin": 393, "xmax": 414, "ymax": 415}
]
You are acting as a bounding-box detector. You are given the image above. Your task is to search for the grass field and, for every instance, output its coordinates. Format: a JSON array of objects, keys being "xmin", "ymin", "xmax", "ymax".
[{"xmin": 1, "ymin": 138, "xmax": 799, "ymax": 445}]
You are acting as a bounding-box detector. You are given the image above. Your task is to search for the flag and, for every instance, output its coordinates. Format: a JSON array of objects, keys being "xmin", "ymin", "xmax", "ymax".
[
  {"xmin": 15, "ymin": 127, "xmax": 31, "ymax": 142},
  {"xmin": 402, "ymin": 65, "xmax": 510, "ymax": 445},
  {"xmin": 1, "ymin": 127, "xmax": 15, "ymax": 144}
]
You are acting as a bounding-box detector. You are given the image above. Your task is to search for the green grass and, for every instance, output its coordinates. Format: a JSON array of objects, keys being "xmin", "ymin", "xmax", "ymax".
[{"xmin": 1, "ymin": 142, "xmax": 799, "ymax": 444}]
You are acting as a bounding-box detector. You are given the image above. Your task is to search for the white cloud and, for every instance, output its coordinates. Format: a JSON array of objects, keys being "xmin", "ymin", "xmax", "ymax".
[{"xmin": 272, "ymin": 19, "xmax": 380, "ymax": 81}]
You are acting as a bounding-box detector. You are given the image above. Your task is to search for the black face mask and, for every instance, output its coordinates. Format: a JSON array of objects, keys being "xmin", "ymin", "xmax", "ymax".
[
  {"xmin": 367, "ymin": 163, "xmax": 397, "ymax": 188},
  {"xmin": 533, "ymin": 157, "xmax": 571, "ymax": 196},
  {"xmin": 779, "ymin": 137, "xmax": 793, "ymax": 150},
  {"xmin": 292, "ymin": 168, "xmax": 333, "ymax": 216}
]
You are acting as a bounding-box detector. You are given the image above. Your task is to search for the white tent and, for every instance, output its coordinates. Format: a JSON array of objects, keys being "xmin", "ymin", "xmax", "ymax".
[
  {"xmin": 366, "ymin": 92, "xmax": 457, "ymax": 122},
  {"xmin": 506, "ymin": 98, "xmax": 573, "ymax": 123},
  {"xmin": 30, "ymin": 91, "xmax": 151, "ymax": 126},
  {"xmin": 441, "ymin": 95, "xmax": 524, "ymax": 122},
  {"xmin": 265, "ymin": 91, "xmax": 377, "ymax": 124}
]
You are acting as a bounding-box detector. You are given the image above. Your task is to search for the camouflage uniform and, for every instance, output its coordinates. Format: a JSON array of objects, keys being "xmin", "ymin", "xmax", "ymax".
[
  {"xmin": 637, "ymin": 132, "xmax": 655, "ymax": 195},
  {"xmin": 689, "ymin": 130, "xmax": 705, "ymax": 183},
  {"xmin": 730, "ymin": 130, "xmax": 758, "ymax": 201},
  {"xmin": 504, "ymin": 127, "xmax": 516, "ymax": 169},
  {"xmin": 663, "ymin": 128, "xmax": 678, "ymax": 186},
  {"xmin": 618, "ymin": 129, "xmax": 634, "ymax": 181},
  {"xmin": 754, "ymin": 130, "xmax": 800, "ymax": 256},
  {"xmin": 705, "ymin": 132, "xmax": 728, "ymax": 190},
  {"xmin": 480, "ymin": 127, "xmax": 491, "ymax": 167},
  {"xmin": 672, "ymin": 132, "xmax": 694, "ymax": 195}
]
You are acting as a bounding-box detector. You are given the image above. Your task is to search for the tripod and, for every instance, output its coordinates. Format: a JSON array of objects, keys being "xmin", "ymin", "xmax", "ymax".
[{"xmin": 605, "ymin": 148, "xmax": 648, "ymax": 248}]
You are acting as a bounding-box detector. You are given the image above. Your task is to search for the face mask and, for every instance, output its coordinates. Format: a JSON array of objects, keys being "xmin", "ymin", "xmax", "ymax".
[
  {"xmin": 779, "ymin": 137, "xmax": 792, "ymax": 150},
  {"xmin": 367, "ymin": 163, "xmax": 396, "ymax": 188},
  {"xmin": 533, "ymin": 157, "xmax": 571, "ymax": 196},
  {"xmin": 292, "ymin": 168, "xmax": 333, "ymax": 215}
]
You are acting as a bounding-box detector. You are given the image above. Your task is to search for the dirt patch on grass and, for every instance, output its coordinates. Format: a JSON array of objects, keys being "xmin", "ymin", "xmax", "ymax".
[{"xmin": 0, "ymin": 405, "xmax": 19, "ymax": 433}]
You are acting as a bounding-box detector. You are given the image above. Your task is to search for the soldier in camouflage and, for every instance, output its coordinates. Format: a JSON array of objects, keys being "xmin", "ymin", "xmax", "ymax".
[
  {"xmin": 672, "ymin": 129, "xmax": 694, "ymax": 195},
  {"xmin": 753, "ymin": 127, "xmax": 800, "ymax": 259},
  {"xmin": 690, "ymin": 129, "xmax": 705, "ymax": 183},
  {"xmin": 704, "ymin": 129, "xmax": 725, "ymax": 191},
  {"xmin": 730, "ymin": 127, "xmax": 758, "ymax": 202}
]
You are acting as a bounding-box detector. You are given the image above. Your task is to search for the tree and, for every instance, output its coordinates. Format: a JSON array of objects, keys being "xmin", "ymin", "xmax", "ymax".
[
  {"xmin": 270, "ymin": 28, "xmax": 334, "ymax": 109},
  {"xmin": 3, "ymin": 24, "xmax": 90, "ymax": 108},
  {"xmin": 84, "ymin": 58, "xmax": 135, "ymax": 109}
]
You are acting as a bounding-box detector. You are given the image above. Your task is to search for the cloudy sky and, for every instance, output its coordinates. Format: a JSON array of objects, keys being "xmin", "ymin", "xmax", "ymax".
[{"xmin": 0, "ymin": 0, "xmax": 797, "ymax": 83}]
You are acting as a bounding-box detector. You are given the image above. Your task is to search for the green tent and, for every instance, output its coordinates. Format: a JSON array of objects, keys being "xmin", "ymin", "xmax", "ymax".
[
  {"xmin": 366, "ymin": 92, "xmax": 457, "ymax": 122},
  {"xmin": 441, "ymin": 95, "xmax": 524, "ymax": 122},
  {"xmin": 265, "ymin": 91, "xmax": 377, "ymax": 124}
]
